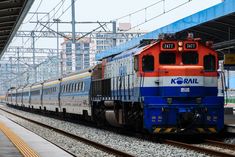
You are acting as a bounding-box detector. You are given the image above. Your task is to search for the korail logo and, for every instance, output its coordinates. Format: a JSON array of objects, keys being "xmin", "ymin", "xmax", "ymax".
[{"xmin": 171, "ymin": 77, "xmax": 199, "ymax": 84}]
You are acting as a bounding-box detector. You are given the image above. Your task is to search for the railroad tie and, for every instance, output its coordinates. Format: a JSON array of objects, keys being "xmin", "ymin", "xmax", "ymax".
[{"xmin": 0, "ymin": 121, "xmax": 40, "ymax": 157}]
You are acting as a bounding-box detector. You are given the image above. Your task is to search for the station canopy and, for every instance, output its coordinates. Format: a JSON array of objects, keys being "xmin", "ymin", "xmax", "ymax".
[
  {"xmin": 0, "ymin": 0, "xmax": 34, "ymax": 57},
  {"xmin": 176, "ymin": 12, "xmax": 235, "ymax": 58}
]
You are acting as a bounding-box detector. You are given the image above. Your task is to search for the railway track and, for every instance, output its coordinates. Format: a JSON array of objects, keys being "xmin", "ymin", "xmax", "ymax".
[
  {"xmin": 1, "ymin": 105, "xmax": 235, "ymax": 157},
  {"xmin": 204, "ymin": 139, "xmax": 235, "ymax": 150},
  {"xmin": 225, "ymin": 124, "xmax": 235, "ymax": 135},
  {"xmin": 0, "ymin": 107, "xmax": 134, "ymax": 157},
  {"xmin": 163, "ymin": 139, "xmax": 235, "ymax": 157}
]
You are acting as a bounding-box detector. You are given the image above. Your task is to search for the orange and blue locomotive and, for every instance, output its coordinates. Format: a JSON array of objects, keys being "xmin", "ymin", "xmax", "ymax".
[{"xmin": 91, "ymin": 34, "xmax": 224, "ymax": 134}]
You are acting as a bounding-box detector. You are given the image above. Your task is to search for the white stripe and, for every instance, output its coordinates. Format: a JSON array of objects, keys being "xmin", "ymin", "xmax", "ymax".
[{"xmin": 137, "ymin": 76, "xmax": 217, "ymax": 87}]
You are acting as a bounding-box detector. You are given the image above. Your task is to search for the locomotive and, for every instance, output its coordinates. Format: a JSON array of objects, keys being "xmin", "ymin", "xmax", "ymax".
[{"xmin": 6, "ymin": 34, "xmax": 224, "ymax": 134}]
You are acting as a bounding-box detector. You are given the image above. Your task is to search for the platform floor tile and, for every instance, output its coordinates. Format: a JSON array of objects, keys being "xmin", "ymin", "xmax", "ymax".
[
  {"xmin": 0, "ymin": 115, "xmax": 73, "ymax": 157},
  {"xmin": 0, "ymin": 131, "xmax": 23, "ymax": 157}
]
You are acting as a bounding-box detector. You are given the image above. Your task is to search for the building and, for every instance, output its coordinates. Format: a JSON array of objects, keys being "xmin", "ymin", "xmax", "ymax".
[
  {"xmin": 61, "ymin": 37, "xmax": 96, "ymax": 73},
  {"xmin": 61, "ymin": 23, "xmax": 146, "ymax": 74}
]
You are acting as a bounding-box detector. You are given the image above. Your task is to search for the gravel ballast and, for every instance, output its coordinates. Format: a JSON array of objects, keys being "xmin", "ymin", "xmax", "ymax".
[{"xmin": 0, "ymin": 104, "xmax": 211, "ymax": 157}]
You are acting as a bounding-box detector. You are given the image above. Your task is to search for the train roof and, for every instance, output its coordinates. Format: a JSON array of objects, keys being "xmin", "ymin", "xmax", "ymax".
[
  {"xmin": 63, "ymin": 65, "xmax": 96, "ymax": 77},
  {"xmin": 109, "ymin": 46, "xmax": 146, "ymax": 61},
  {"xmin": 31, "ymin": 83, "xmax": 42, "ymax": 90},
  {"xmin": 62, "ymin": 71, "xmax": 91, "ymax": 82},
  {"xmin": 60, "ymin": 66, "xmax": 95, "ymax": 82},
  {"xmin": 43, "ymin": 80, "xmax": 60, "ymax": 87},
  {"xmin": 108, "ymin": 40, "xmax": 160, "ymax": 61}
]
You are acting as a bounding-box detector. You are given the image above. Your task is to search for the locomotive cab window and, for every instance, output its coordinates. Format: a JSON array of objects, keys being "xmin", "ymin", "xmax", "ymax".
[
  {"xmin": 182, "ymin": 51, "xmax": 198, "ymax": 64},
  {"xmin": 142, "ymin": 55, "xmax": 154, "ymax": 72},
  {"xmin": 204, "ymin": 54, "xmax": 216, "ymax": 71},
  {"xmin": 159, "ymin": 52, "xmax": 176, "ymax": 65}
]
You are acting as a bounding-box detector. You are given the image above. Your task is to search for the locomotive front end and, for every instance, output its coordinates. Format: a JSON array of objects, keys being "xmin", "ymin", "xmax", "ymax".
[{"xmin": 138, "ymin": 37, "xmax": 224, "ymax": 134}]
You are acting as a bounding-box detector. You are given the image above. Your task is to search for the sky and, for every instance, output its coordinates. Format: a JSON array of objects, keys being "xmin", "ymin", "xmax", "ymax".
[{"xmin": 10, "ymin": 0, "xmax": 223, "ymax": 49}]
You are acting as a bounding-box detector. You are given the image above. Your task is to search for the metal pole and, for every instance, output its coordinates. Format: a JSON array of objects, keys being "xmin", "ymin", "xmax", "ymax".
[
  {"xmin": 31, "ymin": 31, "xmax": 37, "ymax": 82},
  {"xmin": 71, "ymin": 0, "xmax": 76, "ymax": 71},
  {"xmin": 60, "ymin": 45, "xmax": 64, "ymax": 76},
  {"xmin": 17, "ymin": 47, "xmax": 20, "ymax": 75},
  {"xmin": 227, "ymin": 68, "xmax": 230, "ymax": 89},
  {"xmin": 112, "ymin": 21, "xmax": 117, "ymax": 47},
  {"xmin": 57, "ymin": 20, "xmax": 59, "ymax": 77},
  {"xmin": 17, "ymin": 47, "xmax": 20, "ymax": 86},
  {"xmin": 53, "ymin": 19, "xmax": 61, "ymax": 77},
  {"xmin": 10, "ymin": 57, "xmax": 12, "ymax": 87},
  {"xmin": 71, "ymin": 0, "xmax": 76, "ymax": 43},
  {"xmin": 227, "ymin": 27, "xmax": 231, "ymax": 89}
]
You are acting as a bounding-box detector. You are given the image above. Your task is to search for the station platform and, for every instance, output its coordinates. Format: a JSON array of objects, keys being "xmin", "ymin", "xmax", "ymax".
[
  {"xmin": 224, "ymin": 103, "xmax": 235, "ymax": 115},
  {"xmin": 0, "ymin": 115, "xmax": 73, "ymax": 157},
  {"xmin": 224, "ymin": 103, "xmax": 235, "ymax": 133}
]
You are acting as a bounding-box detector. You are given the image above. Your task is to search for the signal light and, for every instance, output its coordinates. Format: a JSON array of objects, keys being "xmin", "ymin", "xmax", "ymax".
[
  {"xmin": 167, "ymin": 98, "xmax": 172, "ymax": 104},
  {"xmin": 196, "ymin": 97, "xmax": 202, "ymax": 104},
  {"xmin": 207, "ymin": 116, "xmax": 211, "ymax": 121},
  {"xmin": 178, "ymin": 41, "xmax": 183, "ymax": 46},
  {"xmin": 178, "ymin": 47, "xmax": 183, "ymax": 52}
]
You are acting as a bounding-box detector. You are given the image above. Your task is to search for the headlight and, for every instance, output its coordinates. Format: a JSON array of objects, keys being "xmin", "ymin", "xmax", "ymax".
[
  {"xmin": 167, "ymin": 98, "xmax": 172, "ymax": 104},
  {"xmin": 196, "ymin": 97, "xmax": 202, "ymax": 104},
  {"xmin": 178, "ymin": 41, "xmax": 183, "ymax": 46},
  {"xmin": 207, "ymin": 115, "xmax": 211, "ymax": 121},
  {"xmin": 213, "ymin": 116, "xmax": 218, "ymax": 122}
]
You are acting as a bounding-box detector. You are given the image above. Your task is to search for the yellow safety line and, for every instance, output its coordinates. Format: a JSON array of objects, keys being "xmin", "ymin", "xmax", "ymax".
[{"xmin": 0, "ymin": 121, "xmax": 40, "ymax": 157}]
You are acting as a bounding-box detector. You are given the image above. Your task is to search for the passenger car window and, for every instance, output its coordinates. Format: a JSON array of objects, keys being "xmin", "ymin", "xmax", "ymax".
[
  {"xmin": 159, "ymin": 52, "xmax": 176, "ymax": 65},
  {"xmin": 182, "ymin": 51, "xmax": 198, "ymax": 65},
  {"xmin": 142, "ymin": 55, "xmax": 154, "ymax": 72},
  {"xmin": 204, "ymin": 54, "xmax": 216, "ymax": 71}
]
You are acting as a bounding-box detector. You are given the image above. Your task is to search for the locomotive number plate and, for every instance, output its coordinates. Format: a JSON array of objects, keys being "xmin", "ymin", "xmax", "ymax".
[
  {"xmin": 162, "ymin": 43, "xmax": 175, "ymax": 49},
  {"xmin": 181, "ymin": 88, "xmax": 190, "ymax": 92},
  {"xmin": 185, "ymin": 43, "xmax": 197, "ymax": 49}
]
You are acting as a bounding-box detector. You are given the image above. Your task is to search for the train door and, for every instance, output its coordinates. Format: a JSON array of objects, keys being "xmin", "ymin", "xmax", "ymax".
[{"xmin": 58, "ymin": 79, "xmax": 62, "ymax": 112}]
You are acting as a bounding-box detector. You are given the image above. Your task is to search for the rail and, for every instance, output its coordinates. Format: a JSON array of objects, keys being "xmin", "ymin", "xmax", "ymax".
[
  {"xmin": 164, "ymin": 139, "xmax": 235, "ymax": 157},
  {"xmin": 204, "ymin": 139, "xmax": 235, "ymax": 150}
]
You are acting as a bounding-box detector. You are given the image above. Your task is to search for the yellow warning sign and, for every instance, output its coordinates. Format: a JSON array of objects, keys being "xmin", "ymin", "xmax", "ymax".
[{"xmin": 224, "ymin": 54, "xmax": 235, "ymax": 65}]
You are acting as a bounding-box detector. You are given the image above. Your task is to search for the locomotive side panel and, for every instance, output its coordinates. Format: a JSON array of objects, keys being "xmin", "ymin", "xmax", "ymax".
[{"xmin": 103, "ymin": 48, "xmax": 142, "ymax": 102}]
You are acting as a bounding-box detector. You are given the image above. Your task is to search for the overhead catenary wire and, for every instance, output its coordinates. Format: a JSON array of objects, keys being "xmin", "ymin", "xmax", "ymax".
[
  {"xmin": 22, "ymin": 0, "xmax": 43, "ymax": 24},
  {"xmin": 120, "ymin": 0, "xmax": 194, "ymax": 32},
  {"xmin": 22, "ymin": 0, "xmax": 66, "ymax": 45},
  {"xmin": 115, "ymin": 0, "xmax": 163, "ymax": 21}
]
